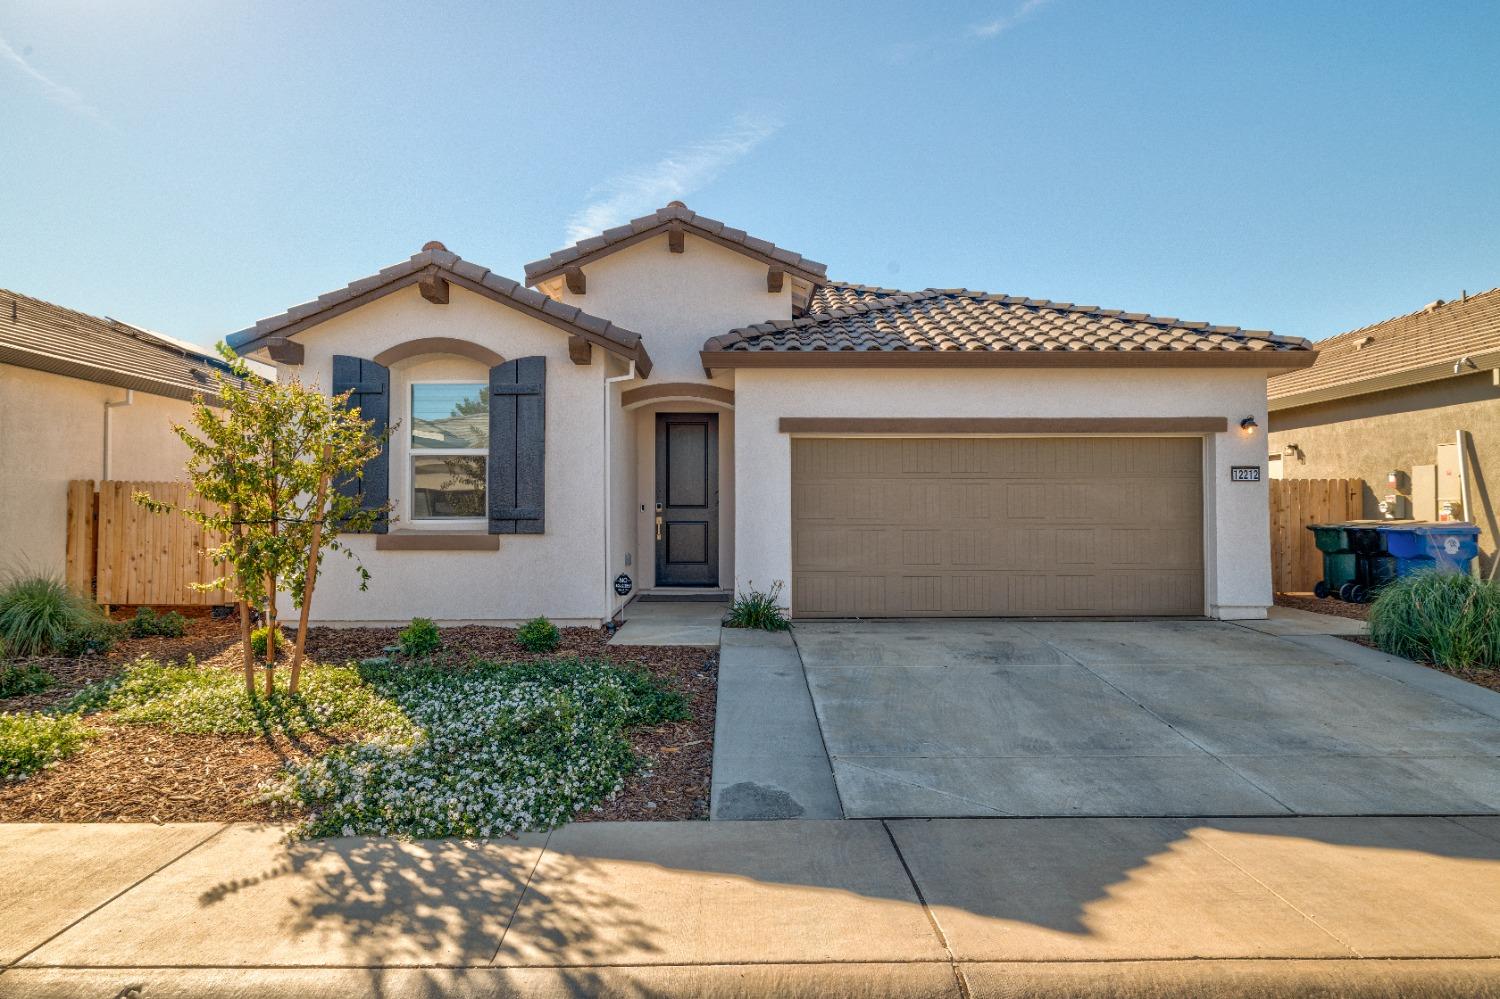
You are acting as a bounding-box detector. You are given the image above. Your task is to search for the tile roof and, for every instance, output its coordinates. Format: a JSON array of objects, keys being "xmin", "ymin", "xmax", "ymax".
[
  {"xmin": 705, "ymin": 287, "xmax": 1312, "ymax": 358},
  {"xmin": 228, "ymin": 245, "xmax": 653, "ymax": 375},
  {"xmin": 804, "ymin": 281, "xmax": 908, "ymax": 313},
  {"xmin": 1269, "ymin": 287, "xmax": 1500, "ymax": 405},
  {"xmin": 0, "ymin": 289, "xmax": 256, "ymax": 402},
  {"xmin": 524, "ymin": 202, "xmax": 828, "ymax": 286}
]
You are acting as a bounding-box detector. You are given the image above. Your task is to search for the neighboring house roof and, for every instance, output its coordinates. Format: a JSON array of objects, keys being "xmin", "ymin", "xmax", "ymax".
[
  {"xmin": 0, "ymin": 288, "xmax": 256, "ymax": 403},
  {"xmin": 702, "ymin": 287, "xmax": 1316, "ymax": 368},
  {"xmin": 524, "ymin": 202, "xmax": 828, "ymax": 287},
  {"xmin": 1268, "ymin": 288, "xmax": 1500, "ymax": 410},
  {"xmin": 228, "ymin": 244, "xmax": 654, "ymax": 376}
]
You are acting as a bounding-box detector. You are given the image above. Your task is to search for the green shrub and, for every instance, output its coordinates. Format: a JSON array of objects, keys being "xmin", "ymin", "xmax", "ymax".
[
  {"xmin": 516, "ymin": 616, "xmax": 561, "ymax": 654},
  {"xmin": 0, "ymin": 712, "xmax": 90, "ymax": 780},
  {"xmin": 1369, "ymin": 571, "xmax": 1500, "ymax": 671},
  {"xmin": 0, "ymin": 575, "xmax": 111, "ymax": 657},
  {"xmin": 398, "ymin": 617, "xmax": 441, "ymax": 658},
  {"xmin": 0, "ymin": 663, "xmax": 53, "ymax": 699},
  {"xmin": 725, "ymin": 581, "xmax": 791, "ymax": 632},
  {"xmin": 129, "ymin": 606, "xmax": 187, "ymax": 639},
  {"xmin": 250, "ymin": 625, "xmax": 284, "ymax": 659},
  {"xmin": 54, "ymin": 620, "xmax": 122, "ymax": 657}
]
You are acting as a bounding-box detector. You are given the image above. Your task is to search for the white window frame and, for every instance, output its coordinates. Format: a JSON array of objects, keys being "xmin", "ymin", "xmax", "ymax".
[{"xmin": 408, "ymin": 379, "xmax": 488, "ymax": 528}]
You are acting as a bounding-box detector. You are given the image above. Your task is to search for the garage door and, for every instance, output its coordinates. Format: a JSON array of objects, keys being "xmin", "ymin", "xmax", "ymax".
[{"xmin": 791, "ymin": 437, "xmax": 1204, "ymax": 618}]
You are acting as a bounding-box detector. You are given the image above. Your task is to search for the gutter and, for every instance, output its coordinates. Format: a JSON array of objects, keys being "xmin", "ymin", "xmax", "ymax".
[{"xmin": 602, "ymin": 360, "xmax": 636, "ymax": 628}]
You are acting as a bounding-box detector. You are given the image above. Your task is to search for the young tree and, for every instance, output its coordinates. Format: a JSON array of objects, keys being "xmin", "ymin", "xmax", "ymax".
[{"xmin": 139, "ymin": 345, "xmax": 390, "ymax": 695}]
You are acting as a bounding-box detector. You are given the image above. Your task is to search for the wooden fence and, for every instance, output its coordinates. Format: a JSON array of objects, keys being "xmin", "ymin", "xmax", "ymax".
[
  {"xmin": 1269, "ymin": 477, "xmax": 1364, "ymax": 594},
  {"xmin": 66, "ymin": 480, "xmax": 229, "ymax": 607}
]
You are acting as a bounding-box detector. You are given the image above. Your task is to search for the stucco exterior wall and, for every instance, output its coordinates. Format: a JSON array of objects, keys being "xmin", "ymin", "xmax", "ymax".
[
  {"xmin": 277, "ymin": 284, "xmax": 611, "ymax": 625},
  {"xmin": 554, "ymin": 233, "xmax": 793, "ymax": 384},
  {"xmin": 731, "ymin": 368, "xmax": 1275, "ymax": 620},
  {"xmin": 1268, "ymin": 372, "xmax": 1500, "ymax": 574},
  {"xmin": 0, "ymin": 363, "xmax": 196, "ymax": 573}
]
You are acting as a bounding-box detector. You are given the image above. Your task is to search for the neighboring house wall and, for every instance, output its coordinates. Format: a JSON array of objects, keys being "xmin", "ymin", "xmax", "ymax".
[
  {"xmin": 1269, "ymin": 370, "xmax": 1500, "ymax": 575},
  {"xmin": 732, "ymin": 367, "xmax": 1275, "ymax": 619},
  {"xmin": 553, "ymin": 233, "xmax": 793, "ymax": 384},
  {"xmin": 280, "ymin": 283, "xmax": 610, "ymax": 625},
  {"xmin": 0, "ymin": 363, "xmax": 195, "ymax": 573}
]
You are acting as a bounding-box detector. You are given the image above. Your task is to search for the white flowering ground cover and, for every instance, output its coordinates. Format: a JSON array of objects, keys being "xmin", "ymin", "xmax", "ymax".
[{"xmin": 53, "ymin": 653, "xmax": 687, "ymax": 838}]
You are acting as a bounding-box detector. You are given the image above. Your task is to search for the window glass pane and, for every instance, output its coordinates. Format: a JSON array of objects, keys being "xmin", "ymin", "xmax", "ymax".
[
  {"xmin": 412, "ymin": 456, "xmax": 486, "ymax": 519},
  {"xmin": 411, "ymin": 383, "xmax": 488, "ymax": 449}
]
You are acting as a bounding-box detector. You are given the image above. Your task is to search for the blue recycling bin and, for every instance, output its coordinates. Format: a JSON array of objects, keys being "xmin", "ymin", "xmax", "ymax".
[{"xmin": 1376, "ymin": 523, "xmax": 1481, "ymax": 575}]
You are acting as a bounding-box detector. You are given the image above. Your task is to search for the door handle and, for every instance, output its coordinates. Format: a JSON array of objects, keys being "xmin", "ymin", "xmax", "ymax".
[{"xmin": 655, "ymin": 515, "xmax": 663, "ymax": 541}]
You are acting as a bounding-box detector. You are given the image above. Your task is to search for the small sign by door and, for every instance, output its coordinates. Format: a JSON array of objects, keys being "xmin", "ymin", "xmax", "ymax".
[{"xmin": 1230, "ymin": 465, "xmax": 1262, "ymax": 482}]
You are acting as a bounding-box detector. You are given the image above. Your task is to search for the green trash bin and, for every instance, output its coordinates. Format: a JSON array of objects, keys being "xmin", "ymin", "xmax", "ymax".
[{"xmin": 1307, "ymin": 524, "xmax": 1361, "ymax": 600}]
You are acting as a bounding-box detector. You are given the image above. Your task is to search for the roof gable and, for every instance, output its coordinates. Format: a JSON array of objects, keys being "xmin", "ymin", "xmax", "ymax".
[
  {"xmin": 524, "ymin": 202, "xmax": 828, "ymax": 288},
  {"xmin": 1269, "ymin": 287, "xmax": 1500, "ymax": 408},
  {"xmin": 228, "ymin": 244, "xmax": 653, "ymax": 376}
]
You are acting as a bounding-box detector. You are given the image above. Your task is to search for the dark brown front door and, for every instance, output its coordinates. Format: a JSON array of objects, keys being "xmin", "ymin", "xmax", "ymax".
[{"xmin": 655, "ymin": 413, "xmax": 719, "ymax": 587}]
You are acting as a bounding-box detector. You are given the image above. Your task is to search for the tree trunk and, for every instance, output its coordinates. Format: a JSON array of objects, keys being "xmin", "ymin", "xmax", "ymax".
[
  {"xmin": 264, "ymin": 572, "xmax": 277, "ymax": 697},
  {"xmin": 289, "ymin": 449, "xmax": 332, "ymax": 694},
  {"xmin": 232, "ymin": 500, "xmax": 254, "ymax": 695}
]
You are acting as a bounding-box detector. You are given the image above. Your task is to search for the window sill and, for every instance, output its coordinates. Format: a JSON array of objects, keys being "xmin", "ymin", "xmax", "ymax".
[{"xmin": 376, "ymin": 532, "xmax": 499, "ymax": 552}]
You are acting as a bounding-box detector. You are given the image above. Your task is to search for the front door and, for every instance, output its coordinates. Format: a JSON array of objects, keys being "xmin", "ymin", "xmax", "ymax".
[{"xmin": 654, "ymin": 412, "xmax": 719, "ymax": 587}]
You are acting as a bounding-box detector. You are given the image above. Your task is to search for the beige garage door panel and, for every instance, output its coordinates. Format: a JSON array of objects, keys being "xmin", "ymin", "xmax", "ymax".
[{"xmin": 791, "ymin": 437, "xmax": 1204, "ymax": 618}]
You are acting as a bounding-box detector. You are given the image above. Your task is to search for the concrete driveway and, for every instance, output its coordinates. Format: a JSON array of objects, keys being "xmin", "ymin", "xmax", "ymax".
[{"xmin": 794, "ymin": 619, "xmax": 1500, "ymax": 819}]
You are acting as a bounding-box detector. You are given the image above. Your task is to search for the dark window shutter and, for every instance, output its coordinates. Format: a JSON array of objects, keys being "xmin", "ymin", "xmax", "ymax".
[
  {"xmin": 489, "ymin": 356, "xmax": 545, "ymax": 534},
  {"xmin": 331, "ymin": 354, "xmax": 390, "ymax": 534}
]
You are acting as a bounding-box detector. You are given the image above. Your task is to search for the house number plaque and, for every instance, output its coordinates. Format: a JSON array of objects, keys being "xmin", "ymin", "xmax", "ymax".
[{"xmin": 1230, "ymin": 466, "xmax": 1262, "ymax": 482}]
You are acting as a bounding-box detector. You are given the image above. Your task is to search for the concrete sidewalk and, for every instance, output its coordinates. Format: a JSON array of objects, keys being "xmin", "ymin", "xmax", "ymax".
[{"xmin": 3, "ymin": 817, "xmax": 1500, "ymax": 997}]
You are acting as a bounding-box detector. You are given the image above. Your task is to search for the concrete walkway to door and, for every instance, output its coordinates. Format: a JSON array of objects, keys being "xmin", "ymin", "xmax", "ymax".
[{"xmin": 794, "ymin": 617, "xmax": 1500, "ymax": 819}]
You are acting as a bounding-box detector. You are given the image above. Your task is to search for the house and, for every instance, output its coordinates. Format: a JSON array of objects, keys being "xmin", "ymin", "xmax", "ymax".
[
  {"xmin": 1268, "ymin": 287, "xmax": 1500, "ymax": 574},
  {"xmin": 228, "ymin": 203, "xmax": 1315, "ymax": 625},
  {"xmin": 0, "ymin": 290, "xmax": 262, "ymax": 574}
]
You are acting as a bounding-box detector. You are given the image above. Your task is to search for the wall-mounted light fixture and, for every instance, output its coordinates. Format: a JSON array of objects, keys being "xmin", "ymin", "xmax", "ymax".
[
  {"xmin": 1240, "ymin": 416, "xmax": 1259, "ymax": 434},
  {"xmin": 1282, "ymin": 443, "xmax": 1301, "ymax": 457}
]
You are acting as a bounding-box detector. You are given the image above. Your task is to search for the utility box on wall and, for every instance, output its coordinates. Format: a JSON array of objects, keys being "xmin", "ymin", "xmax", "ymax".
[
  {"xmin": 1436, "ymin": 444, "xmax": 1464, "ymax": 520},
  {"xmin": 1411, "ymin": 463, "xmax": 1438, "ymax": 522}
]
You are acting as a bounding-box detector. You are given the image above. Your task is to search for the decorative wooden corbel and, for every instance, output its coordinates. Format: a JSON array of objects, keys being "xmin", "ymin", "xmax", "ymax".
[
  {"xmin": 667, "ymin": 222, "xmax": 685, "ymax": 254},
  {"xmin": 767, "ymin": 266, "xmax": 785, "ymax": 293},
  {"xmin": 264, "ymin": 337, "xmax": 304, "ymax": 364},
  {"xmin": 564, "ymin": 267, "xmax": 587, "ymax": 294},
  {"xmin": 418, "ymin": 267, "xmax": 450, "ymax": 304},
  {"xmin": 568, "ymin": 334, "xmax": 593, "ymax": 365}
]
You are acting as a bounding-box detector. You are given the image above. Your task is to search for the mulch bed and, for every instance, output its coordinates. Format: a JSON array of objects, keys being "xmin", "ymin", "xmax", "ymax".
[
  {"xmin": 1275, "ymin": 592, "xmax": 1370, "ymax": 621},
  {"xmin": 1338, "ymin": 635, "xmax": 1500, "ymax": 695},
  {"xmin": 0, "ymin": 614, "xmax": 717, "ymax": 826}
]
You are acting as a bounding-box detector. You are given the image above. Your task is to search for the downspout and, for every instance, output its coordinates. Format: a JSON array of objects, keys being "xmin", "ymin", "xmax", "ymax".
[
  {"xmin": 603, "ymin": 360, "xmax": 636, "ymax": 629},
  {"xmin": 103, "ymin": 389, "xmax": 134, "ymax": 479}
]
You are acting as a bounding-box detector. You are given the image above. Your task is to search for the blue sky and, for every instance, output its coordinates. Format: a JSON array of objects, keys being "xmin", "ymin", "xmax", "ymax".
[{"xmin": 2, "ymin": 0, "xmax": 1497, "ymax": 347}]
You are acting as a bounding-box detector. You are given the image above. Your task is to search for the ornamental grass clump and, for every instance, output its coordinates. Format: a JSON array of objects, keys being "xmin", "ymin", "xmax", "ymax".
[
  {"xmin": 0, "ymin": 575, "xmax": 113, "ymax": 657},
  {"xmin": 272, "ymin": 655, "xmax": 686, "ymax": 839},
  {"xmin": 1369, "ymin": 570, "xmax": 1500, "ymax": 671},
  {"xmin": 0, "ymin": 712, "xmax": 90, "ymax": 780},
  {"xmin": 725, "ymin": 581, "xmax": 791, "ymax": 632}
]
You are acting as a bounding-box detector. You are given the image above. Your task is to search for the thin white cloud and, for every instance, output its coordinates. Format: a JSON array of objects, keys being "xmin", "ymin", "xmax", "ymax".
[
  {"xmin": 565, "ymin": 113, "xmax": 782, "ymax": 242},
  {"xmin": 0, "ymin": 31, "xmax": 100, "ymax": 119},
  {"xmin": 971, "ymin": 0, "xmax": 1054, "ymax": 38}
]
